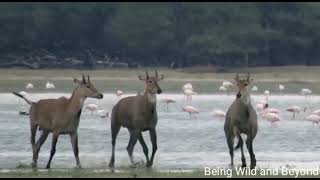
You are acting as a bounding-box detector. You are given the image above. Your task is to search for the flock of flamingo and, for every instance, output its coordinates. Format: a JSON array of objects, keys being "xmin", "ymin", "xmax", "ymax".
[{"xmin": 17, "ymin": 80, "xmax": 320, "ymax": 127}]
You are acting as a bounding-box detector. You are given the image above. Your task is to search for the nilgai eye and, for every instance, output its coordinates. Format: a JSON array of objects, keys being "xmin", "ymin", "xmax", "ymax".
[
  {"xmin": 86, "ymin": 85, "xmax": 90, "ymax": 88},
  {"xmin": 245, "ymin": 83, "xmax": 248, "ymax": 86},
  {"xmin": 148, "ymin": 80, "xmax": 152, "ymax": 84}
]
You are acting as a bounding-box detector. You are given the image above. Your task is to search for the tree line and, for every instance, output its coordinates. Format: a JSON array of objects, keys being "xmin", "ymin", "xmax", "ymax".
[{"xmin": 0, "ymin": 2, "xmax": 320, "ymax": 69}]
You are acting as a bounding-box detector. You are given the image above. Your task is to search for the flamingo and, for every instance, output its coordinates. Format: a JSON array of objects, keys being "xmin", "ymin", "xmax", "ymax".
[
  {"xmin": 264, "ymin": 90, "xmax": 270, "ymax": 101},
  {"xmin": 85, "ymin": 104, "xmax": 99, "ymax": 114},
  {"xmin": 19, "ymin": 91, "xmax": 28, "ymax": 97},
  {"xmin": 184, "ymin": 89, "xmax": 196, "ymax": 101},
  {"xmin": 300, "ymin": 88, "xmax": 312, "ymax": 96},
  {"xmin": 263, "ymin": 107, "xmax": 280, "ymax": 114},
  {"xmin": 222, "ymin": 81, "xmax": 233, "ymax": 88},
  {"xmin": 286, "ymin": 105, "xmax": 301, "ymax": 120},
  {"xmin": 116, "ymin": 90, "xmax": 124, "ymax": 97},
  {"xmin": 182, "ymin": 83, "xmax": 193, "ymax": 91},
  {"xmin": 300, "ymin": 88, "xmax": 312, "ymax": 112},
  {"xmin": 305, "ymin": 114, "xmax": 320, "ymax": 126},
  {"xmin": 279, "ymin": 84, "xmax": 285, "ymax": 91},
  {"xmin": 211, "ymin": 109, "xmax": 226, "ymax": 121},
  {"xmin": 256, "ymin": 99, "xmax": 268, "ymax": 114},
  {"xmin": 161, "ymin": 98, "xmax": 176, "ymax": 111},
  {"xmin": 219, "ymin": 86, "xmax": 227, "ymax": 92},
  {"xmin": 182, "ymin": 105, "xmax": 199, "ymax": 119},
  {"xmin": 97, "ymin": 109, "xmax": 109, "ymax": 118},
  {"xmin": 257, "ymin": 99, "xmax": 268, "ymax": 106},
  {"xmin": 256, "ymin": 103, "xmax": 266, "ymax": 114},
  {"xmin": 251, "ymin": 85, "xmax": 258, "ymax": 92},
  {"xmin": 45, "ymin": 81, "xmax": 55, "ymax": 89},
  {"xmin": 25, "ymin": 83, "xmax": 34, "ymax": 89},
  {"xmin": 222, "ymin": 81, "xmax": 233, "ymax": 95},
  {"xmin": 311, "ymin": 109, "xmax": 320, "ymax": 116},
  {"xmin": 262, "ymin": 112, "xmax": 281, "ymax": 127}
]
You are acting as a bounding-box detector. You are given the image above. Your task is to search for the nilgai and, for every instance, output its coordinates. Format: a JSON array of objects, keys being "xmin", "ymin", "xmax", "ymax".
[
  {"xmin": 12, "ymin": 75, "xmax": 103, "ymax": 169},
  {"xmin": 109, "ymin": 70, "xmax": 164, "ymax": 169},
  {"xmin": 224, "ymin": 73, "xmax": 258, "ymax": 169}
]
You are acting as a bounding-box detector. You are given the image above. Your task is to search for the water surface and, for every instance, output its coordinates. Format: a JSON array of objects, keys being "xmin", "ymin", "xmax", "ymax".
[{"xmin": 0, "ymin": 93, "xmax": 320, "ymax": 170}]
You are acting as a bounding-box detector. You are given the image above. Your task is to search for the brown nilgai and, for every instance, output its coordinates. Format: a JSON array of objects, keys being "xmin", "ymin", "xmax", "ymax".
[
  {"xmin": 12, "ymin": 75, "xmax": 103, "ymax": 169},
  {"xmin": 108, "ymin": 70, "xmax": 164, "ymax": 169},
  {"xmin": 224, "ymin": 73, "xmax": 258, "ymax": 169}
]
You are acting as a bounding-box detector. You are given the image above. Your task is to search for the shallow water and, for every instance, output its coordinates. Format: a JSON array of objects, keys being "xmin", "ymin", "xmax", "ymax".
[{"xmin": 0, "ymin": 92, "xmax": 320, "ymax": 170}]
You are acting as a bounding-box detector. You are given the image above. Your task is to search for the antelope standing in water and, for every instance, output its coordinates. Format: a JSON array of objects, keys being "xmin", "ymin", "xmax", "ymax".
[
  {"xmin": 12, "ymin": 75, "xmax": 103, "ymax": 169},
  {"xmin": 109, "ymin": 70, "xmax": 164, "ymax": 169},
  {"xmin": 224, "ymin": 73, "xmax": 258, "ymax": 169}
]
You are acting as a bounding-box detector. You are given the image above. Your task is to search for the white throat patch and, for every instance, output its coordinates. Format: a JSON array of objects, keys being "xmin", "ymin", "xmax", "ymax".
[
  {"xmin": 240, "ymin": 92, "xmax": 251, "ymax": 105},
  {"xmin": 148, "ymin": 93, "xmax": 157, "ymax": 103}
]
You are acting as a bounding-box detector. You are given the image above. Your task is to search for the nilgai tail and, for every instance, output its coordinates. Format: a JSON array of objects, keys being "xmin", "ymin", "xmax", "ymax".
[{"xmin": 12, "ymin": 92, "xmax": 33, "ymax": 105}]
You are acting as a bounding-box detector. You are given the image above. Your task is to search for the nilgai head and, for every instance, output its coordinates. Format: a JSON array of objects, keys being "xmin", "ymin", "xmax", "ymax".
[
  {"xmin": 234, "ymin": 73, "xmax": 254, "ymax": 100},
  {"xmin": 73, "ymin": 74, "xmax": 103, "ymax": 99},
  {"xmin": 139, "ymin": 70, "xmax": 164, "ymax": 94}
]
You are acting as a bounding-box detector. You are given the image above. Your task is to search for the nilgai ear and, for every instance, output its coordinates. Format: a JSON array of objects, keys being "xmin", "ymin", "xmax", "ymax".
[
  {"xmin": 159, "ymin": 74, "xmax": 164, "ymax": 80},
  {"xmin": 146, "ymin": 70, "xmax": 149, "ymax": 79},
  {"xmin": 247, "ymin": 72, "xmax": 251, "ymax": 82},
  {"xmin": 155, "ymin": 69, "xmax": 164, "ymax": 81},
  {"xmin": 73, "ymin": 78, "xmax": 81, "ymax": 84},
  {"xmin": 155, "ymin": 69, "xmax": 158, "ymax": 78},
  {"xmin": 234, "ymin": 73, "xmax": 239, "ymax": 82},
  {"xmin": 138, "ymin": 74, "xmax": 145, "ymax": 81}
]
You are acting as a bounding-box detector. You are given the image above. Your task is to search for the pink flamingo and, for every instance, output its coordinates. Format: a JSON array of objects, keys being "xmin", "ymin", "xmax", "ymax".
[
  {"xmin": 305, "ymin": 114, "xmax": 320, "ymax": 126},
  {"xmin": 183, "ymin": 89, "xmax": 197, "ymax": 101},
  {"xmin": 256, "ymin": 103, "xmax": 266, "ymax": 113},
  {"xmin": 286, "ymin": 105, "xmax": 301, "ymax": 120},
  {"xmin": 263, "ymin": 107, "xmax": 280, "ymax": 114},
  {"xmin": 312, "ymin": 109, "xmax": 320, "ymax": 116},
  {"xmin": 161, "ymin": 98, "xmax": 176, "ymax": 111},
  {"xmin": 211, "ymin": 110, "xmax": 226, "ymax": 121},
  {"xmin": 262, "ymin": 112, "xmax": 281, "ymax": 127},
  {"xmin": 116, "ymin": 90, "xmax": 124, "ymax": 97},
  {"xmin": 182, "ymin": 105, "xmax": 199, "ymax": 119}
]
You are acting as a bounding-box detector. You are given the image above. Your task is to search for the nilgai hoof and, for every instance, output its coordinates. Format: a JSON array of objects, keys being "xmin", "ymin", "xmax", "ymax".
[
  {"xmin": 108, "ymin": 162, "xmax": 115, "ymax": 170},
  {"xmin": 250, "ymin": 165, "xmax": 256, "ymax": 169},
  {"xmin": 130, "ymin": 161, "xmax": 142, "ymax": 168},
  {"xmin": 242, "ymin": 164, "xmax": 247, "ymax": 168},
  {"xmin": 76, "ymin": 164, "xmax": 82, "ymax": 169},
  {"xmin": 46, "ymin": 165, "xmax": 50, "ymax": 169},
  {"xmin": 31, "ymin": 162, "xmax": 37, "ymax": 169},
  {"xmin": 146, "ymin": 161, "xmax": 153, "ymax": 168}
]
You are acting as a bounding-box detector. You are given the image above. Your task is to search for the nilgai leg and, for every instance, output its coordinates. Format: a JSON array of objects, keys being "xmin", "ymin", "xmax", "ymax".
[
  {"xmin": 70, "ymin": 132, "xmax": 82, "ymax": 168},
  {"xmin": 32, "ymin": 130, "xmax": 49, "ymax": 168},
  {"xmin": 147, "ymin": 129, "xmax": 157, "ymax": 168},
  {"xmin": 109, "ymin": 124, "xmax": 120, "ymax": 169},
  {"xmin": 246, "ymin": 137, "xmax": 256, "ymax": 169},
  {"xmin": 138, "ymin": 133, "xmax": 149, "ymax": 164},
  {"xmin": 46, "ymin": 132, "xmax": 60, "ymax": 169}
]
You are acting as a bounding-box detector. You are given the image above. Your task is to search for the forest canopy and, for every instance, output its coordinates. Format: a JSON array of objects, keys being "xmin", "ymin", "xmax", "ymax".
[{"xmin": 0, "ymin": 2, "xmax": 319, "ymax": 69}]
